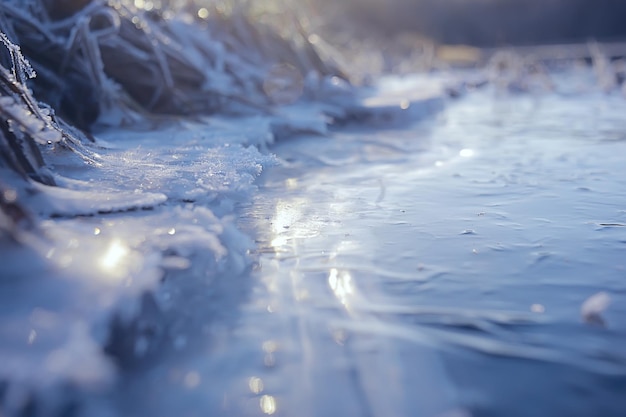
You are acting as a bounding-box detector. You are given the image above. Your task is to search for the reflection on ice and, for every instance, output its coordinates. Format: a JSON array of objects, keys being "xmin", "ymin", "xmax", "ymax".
[
  {"xmin": 271, "ymin": 200, "xmax": 302, "ymax": 235},
  {"xmin": 238, "ymin": 84, "xmax": 626, "ymax": 417},
  {"xmin": 328, "ymin": 268, "xmax": 354, "ymax": 307},
  {"xmin": 285, "ymin": 178, "xmax": 298, "ymax": 190},
  {"xmin": 269, "ymin": 198, "xmax": 322, "ymax": 248},
  {"xmin": 259, "ymin": 395, "xmax": 277, "ymax": 415},
  {"xmin": 99, "ymin": 239, "xmax": 130, "ymax": 277},
  {"xmin": 459, "ymin": 148, "xmax": 474, "ymax": 158},
  {"xmin": 249, "ymin": 376, "xmax": 264, "ymax": 394}
]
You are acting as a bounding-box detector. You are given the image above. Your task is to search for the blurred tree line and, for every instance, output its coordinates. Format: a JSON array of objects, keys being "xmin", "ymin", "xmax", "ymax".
[{"xmin": 316, "ymin": 0, "xmax": 626, "ymax": 46}]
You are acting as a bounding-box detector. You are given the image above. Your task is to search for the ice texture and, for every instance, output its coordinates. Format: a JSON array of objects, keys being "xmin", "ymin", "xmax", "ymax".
[{"xmin": 2, "ymin": 2, "xmax": 626, "ymax": 416}]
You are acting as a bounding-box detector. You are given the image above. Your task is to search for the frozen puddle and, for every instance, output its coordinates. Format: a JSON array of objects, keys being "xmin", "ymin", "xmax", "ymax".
[{"xmin": 115, "ymin": 77, "xmax": 626, "ymax": 416}]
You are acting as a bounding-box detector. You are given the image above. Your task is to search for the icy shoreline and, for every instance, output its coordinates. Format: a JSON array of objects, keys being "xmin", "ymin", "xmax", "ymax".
[
  {"xmin": 2, "ymin": 2, "xmax": 626, "ymax": 416},
  {"xmin": 0, "ymin": 67, "xmax": 447, "ymax": 415},
  {"xmin": 0, "ymin": 2, "xmax": 355, "ymax": 412}
]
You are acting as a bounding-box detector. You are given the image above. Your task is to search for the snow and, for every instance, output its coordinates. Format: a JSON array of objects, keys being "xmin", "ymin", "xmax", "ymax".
[
  {"xmin": 0, "ymin": 68, "xmax": 451, "ymax": 415},
  {"xmin": 2, "ymin": 58, "xmax": 626, "ymax": 417},
  {"xmin": 0, "ymin": 112, "xmax": 273, "ymax": 413}
]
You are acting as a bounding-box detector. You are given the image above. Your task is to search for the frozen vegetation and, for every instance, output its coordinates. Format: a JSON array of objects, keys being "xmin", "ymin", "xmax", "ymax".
[{"xmin": 1, "ymin": 1, "xmax": 626, "ymax": 416}]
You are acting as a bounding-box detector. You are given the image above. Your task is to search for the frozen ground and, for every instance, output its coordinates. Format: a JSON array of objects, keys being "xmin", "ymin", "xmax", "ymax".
[{"xmin": 2, "ymin": 67, "xmax": 626, "ymax": 416}]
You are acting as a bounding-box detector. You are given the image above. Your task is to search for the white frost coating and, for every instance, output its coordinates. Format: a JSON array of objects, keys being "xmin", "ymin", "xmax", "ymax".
[
  {"xmin": 0, "ymin": 96, "xmax": 63, "ymax": 144},
  {"xmin": 31, "ymin": 183, "xmax": 168, "ymax": 217},
  {"xmin": 0, "ymin": 31, "xmax": 36, "ymax": 80},
  {"xmin": 0, "ymin": 112, "xmax": 274, "ymax": 405},
  {"xmin": 581, "ymin": 292, "xmax": 611, "ymax": 325}
]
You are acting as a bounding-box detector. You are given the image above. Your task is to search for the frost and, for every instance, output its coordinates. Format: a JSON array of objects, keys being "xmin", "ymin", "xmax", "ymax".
[
  {"xmin": 0, "ymin": 96, "xmax": 62, "ymax": 145},
  {"xmin": 0, "ymin": 31, "xmax": 35, "ymax": 80}
]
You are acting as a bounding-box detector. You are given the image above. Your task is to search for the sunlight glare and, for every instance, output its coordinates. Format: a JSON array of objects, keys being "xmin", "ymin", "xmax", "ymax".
[
  {"xmin": 260, "ymin": 395, "xmax": 277, "ymax": 415},
  {"xmin": 272, "ymin": 200, "xmax": 301, "ymax": 235},
  {"xmin": 249, "ymin": 377, "xmax": 264, "ymax": 394},
  {"xmin": 328, "ymin": 268, "xmax": 354, "ymax": 306},
  {"xmin": 459, "ymin": 148, "xmax": 474, "ymax": 158},
  {"xmin": 99, "ymin": 239, "xmax": 130, "ymax": 273},
  {"xmin": 197, "ymin": 7, "xmax": 209, "ymax": 19}
]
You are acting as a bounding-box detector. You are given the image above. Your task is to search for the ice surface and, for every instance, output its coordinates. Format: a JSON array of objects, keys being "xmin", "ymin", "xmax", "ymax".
[
  {"xmin": 3, "ymin": 60, "xmax": 626, "ymax": 417},
  {"xmin": 13, "ymin": 68, "xmax": 617, "ymax": 417},
  {"xmin": 228, "ymin": 74, "xmax": 626, "ymax": 417}
]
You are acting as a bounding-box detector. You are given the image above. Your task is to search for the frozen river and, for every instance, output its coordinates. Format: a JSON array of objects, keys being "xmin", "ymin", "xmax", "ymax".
[
  {"xmin": 114, "ymin": 74, "xmax": 626, "ymax": 417},
  {"xmin": 3, "ymin": 2, "xmax": 626, "ymax": 416},
  {"xmin": 2, "ymin": 70, "xmax": 626, "ymax": 417}
]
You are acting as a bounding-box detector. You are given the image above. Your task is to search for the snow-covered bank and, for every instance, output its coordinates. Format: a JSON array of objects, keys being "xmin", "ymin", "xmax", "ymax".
[
  {"xmin": 0, "ymin": 8, "xmax": 448, "ymax": 410},
  {"xmin": 0, "ymin": 121, "xmax": 270, "ymax": 415},
  {"xmin": 0, "ymin": 1, "xmax": 360, "ymax": 414},
  {"xmin": 0, "ymin": 84, "xmax": 447, "ymax": 416}
]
